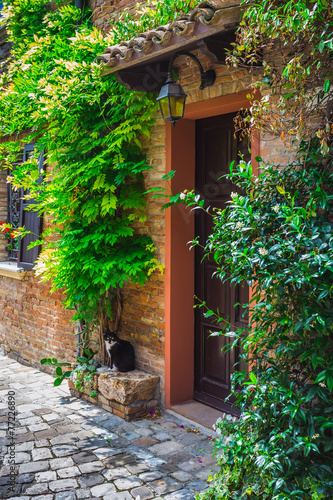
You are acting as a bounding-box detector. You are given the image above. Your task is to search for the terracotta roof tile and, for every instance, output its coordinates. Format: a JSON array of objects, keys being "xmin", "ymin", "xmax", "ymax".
[{"xmin": 97, "ymin": 0, "xmax": 241, "ymax": 72}]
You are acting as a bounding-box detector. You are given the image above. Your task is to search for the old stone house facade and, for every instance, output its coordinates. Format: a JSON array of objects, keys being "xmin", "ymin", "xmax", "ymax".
[{"xmin": 0, "ymin": 0, "xmax": 292, "ymax": 420}]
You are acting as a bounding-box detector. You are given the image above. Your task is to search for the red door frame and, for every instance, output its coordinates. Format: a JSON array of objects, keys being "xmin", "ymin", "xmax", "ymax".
[{"xmin": 164, "ymin": 90, "xmax": 259, "ymax": 408}]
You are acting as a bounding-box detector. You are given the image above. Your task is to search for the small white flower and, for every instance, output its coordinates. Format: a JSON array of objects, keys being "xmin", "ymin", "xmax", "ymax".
[
  {"xmin": 230, "ymin": 192, "xmax": 237, "ymax": 199},
  {"xmin": 179, "ymin": 192, "xmax": 186, "ymax": 200},
  {"xmin": 272, "ymin": 205, "xmax": 279, "ymax": 213},
  {"xmin": 259, "ymin": 247, "xmax": 268, "ymax": 256}
]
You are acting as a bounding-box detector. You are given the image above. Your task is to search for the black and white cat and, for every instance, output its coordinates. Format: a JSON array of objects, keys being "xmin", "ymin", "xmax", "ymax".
[{"xmin": 103, "ymin": 329, "xmax": 135, "ymax": 373}]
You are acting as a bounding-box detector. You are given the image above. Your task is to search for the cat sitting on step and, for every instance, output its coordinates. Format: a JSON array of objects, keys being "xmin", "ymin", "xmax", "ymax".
[{"xmin": 103, "ymin": 329, "xmax": 135, "ymax": 373}]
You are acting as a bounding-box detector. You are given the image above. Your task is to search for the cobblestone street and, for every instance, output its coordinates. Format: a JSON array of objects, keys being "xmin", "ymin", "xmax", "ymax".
[{"xmin": 0, "ymin": 354, "xmax": 218, "ymax": 499}]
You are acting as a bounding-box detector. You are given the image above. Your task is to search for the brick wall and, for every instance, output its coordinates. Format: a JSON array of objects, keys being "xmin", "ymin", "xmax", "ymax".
[
  {"xmin": 89, "ymin": 0, "xmax": 142, "ymax": 34},
  {"xmin": 0, "ymin": 272, "xmax": 76, "ymax": 368}
]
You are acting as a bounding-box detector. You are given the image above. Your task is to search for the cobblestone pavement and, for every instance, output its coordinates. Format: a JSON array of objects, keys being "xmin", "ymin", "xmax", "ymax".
[{"xmin": 0, "ymin": 354, "xmax": 218, "ymax": 500}]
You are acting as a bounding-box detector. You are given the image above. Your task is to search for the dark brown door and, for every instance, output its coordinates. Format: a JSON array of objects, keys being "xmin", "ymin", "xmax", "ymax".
[{"xmin": 194, "ymin": 113, "xmax": 249, "ymax": 415}]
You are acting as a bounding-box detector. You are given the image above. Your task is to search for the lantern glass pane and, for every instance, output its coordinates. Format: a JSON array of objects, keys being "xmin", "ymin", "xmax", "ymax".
[
  {"xmin": 169, "ymin": 96, "xmax": 185, "ymax": 118},
  {"xmin": 159, "ymin": 97, "xmax": 171, "ymax": 120}
]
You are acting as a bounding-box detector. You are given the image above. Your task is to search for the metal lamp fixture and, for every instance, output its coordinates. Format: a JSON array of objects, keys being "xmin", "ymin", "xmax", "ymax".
[{"xmin": 157, "ymin": 51, "xmax": 216, "ymax": 126}]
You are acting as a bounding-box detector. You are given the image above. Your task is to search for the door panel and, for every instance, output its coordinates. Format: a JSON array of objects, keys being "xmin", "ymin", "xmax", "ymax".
[{"xmin": 194, "ymin": 113, "xmax": 249, "ymax": 415}]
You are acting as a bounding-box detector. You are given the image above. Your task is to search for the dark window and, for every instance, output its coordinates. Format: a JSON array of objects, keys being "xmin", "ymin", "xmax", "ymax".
[{"xmin": 7, "ymin": 144, "xmax": 44, "ymax": 269}]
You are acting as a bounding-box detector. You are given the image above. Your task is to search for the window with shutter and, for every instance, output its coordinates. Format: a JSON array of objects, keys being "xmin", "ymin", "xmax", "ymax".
[
  {"xmin": 17, "ymin": 144, "xmax": 44, "ymax": 270},
  {"xmin": 4, "ymin": 144, "xmax": 44, "ymax": 270}
]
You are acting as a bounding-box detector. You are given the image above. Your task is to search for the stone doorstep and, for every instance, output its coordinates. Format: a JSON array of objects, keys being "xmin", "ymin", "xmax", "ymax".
[{"xmin": 68, "ymin": 368, "xmax": 160, "ymax": 422}]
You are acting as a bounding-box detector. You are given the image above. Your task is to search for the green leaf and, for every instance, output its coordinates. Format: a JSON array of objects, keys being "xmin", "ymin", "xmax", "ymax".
[
  {"xmin": 324, "ymin": 79, "xmax": 330, "ymax": 93},
  {"xmin": 277, "ymin": 186, "xmax": 285, "ymax": 195},
  {"xmin": 55, "ymin": 366, "xmax": 63, "ymax": 376},
  {"xmin": 54, "ymin": 378, "xmax": 63, "ymax": 387}
]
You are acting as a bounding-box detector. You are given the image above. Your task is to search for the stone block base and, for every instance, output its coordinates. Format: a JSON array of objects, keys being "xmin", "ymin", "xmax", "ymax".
[{"xmin": 68, "ymin": 368, "xmax": 160, "ymax": 421}]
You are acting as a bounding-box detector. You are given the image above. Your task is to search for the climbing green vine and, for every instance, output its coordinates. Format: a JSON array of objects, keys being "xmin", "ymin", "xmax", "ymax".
[{"xmin": 0, "ymin": 0, "xmax": 197, "ymax": 343}]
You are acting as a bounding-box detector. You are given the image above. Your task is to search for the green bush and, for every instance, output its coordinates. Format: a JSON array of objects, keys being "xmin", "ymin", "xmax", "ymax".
[{"xmin": 189, "ymin": 144, "xmax": 333, "ymax": 499}]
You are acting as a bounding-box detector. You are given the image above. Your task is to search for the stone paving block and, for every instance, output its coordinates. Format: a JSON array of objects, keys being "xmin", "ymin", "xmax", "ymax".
[
  {"xmin": 122, "ymin": 431, "xmax": 141, "ymax": 440},
  {"xmin": 6, "ymin": 497, "xmax": 30, "ymax": 500},
  {"xmin": 114, "ymin": 476, "xmax": 143, "ymax": 490},
  {"xmin": 133, "ymin": 437, "xmax": 158, "ymax": 446},
  {"xmin": 92, "ymin": 447, "xmax": 121, "ymax": 459},
  {"xmin": 42, "ymin": 412, "xmax": 62, "ymax": 422},
  {"xmin": 50, "ymin": 457, "xmax": 75, "ymax": 470},
  {"xmin": 177, "ymin": 433, "xmax": 207, "ymax": 446},
  {"xmin": 104, "ymin": 452, "xmax": 137, "ymax": 467},
  {"xmin": 7, "ymin": 451, "xmax": 31, "ymax": 464},
  {"xmin": 136, "ymin": 427, "xmax": 153, "ymax": 437},
  {"xmin": 76, "ymin": 429, "xmax": 95, "ymax": 440},
  {"xmin": 32, "ymin": 447, "xmax": 52, "ymax": 461},
  {"xmin": 49, "ymin": 478, "xmax": 79, "ymax": 492},
  {"xmin": 0, "ymin": 464, "xmax": 18, "ymax": 477},
  {"xmin": 139, "ymin": 470, "xmax": 164, "ymax": 482},
  {"xmin": 76, "ymin": 437, "xmax": 110, "ymax": 450},
  {"xmin": 67, "ymin": 414, "xmax": 86, "ymax": 423},
  {"xmin": 164, "ymin": 489, "xmax": 195, "ymax": 500},
  {"xmin": 33, "ymin": 408, "xmax": 54, "ymax": 416},
  {"xmin": 126, "ymin": 462, "xmax": 151, "ymax": 474},
  {"xmin": 90, "ymin": 482, "xmax": 117, "ymax": 496},
  {"xmin": 171, "ymin": 470, "xmax": 194, "ymax": 482},
  {"xmin": 134, "ymin": 450, "xmax": 154, "ymax": 460},
  {"xmin": 187, "ymin": 480, "xmax": 208, "ymax": 491},
  {"xmin": 55, "ymin": 491, "xmax": 76, "ymax": 500},
  {"xmin": 178, "ymin": 459, "xmax": 207, "ymax": 473},
  {"xmin": 131, "ymin": 486, "xmax": 154, "ymax": 499},
  {"xmin": 35, "ymin": 470, "xmax": 57, "ymax": 482},
  {"xmin": 29, "ymin": 496, "xmax": 53, "ymax": 500},
  {"xmin": 78, "ymin": 472, "xmax": 105, "ymax": 487},
  {"xmin": 16, "ymin": 426, "xmax": 30, "ymax": 435},
  {"xmin": 23, "ymin": 482, "xmax": 50, "ymax": 494},
  {"xmin": 159, "ymin": 463, "xmax": 179, "ymax": 473},
  {"xmin": 103, "ymin": 492, "xmax": 132, "ymax": 500},
  {"xmin": 106, "ymin": 437, "xmax": 131, "ymax": 448},
  {"xmin": 195, "ymin": 468, "xmax": 217, "ymax": 481},
  {"xmin": 34, "ymin": 428, "xmax": 59, "ymax": 440},
  {"xmin": 145, "ymin": 456, "xmax": 166, "ymax": 467},
  {"xmin": 17, "ymin": 412, "xmax": 35, "ymax": 420},
  {"xmin": 72, "ymin": 450, "xmax": 99, "ymax": 464},
  {"xmin": 153, "ymin": 431, "xmax": 172, "ymax": 441},
  {"xmin": 78, "ymin": 460, "xmax": 105, "ymax": 474},
  {"xmin": 57, "ymin": 465, "xmax": 81, "ymax": 478},
  {"xmin": 35, "ymin": 439, "xmax": 50, "ymax": 448},
  {"xmin": 150, "ymin": 477, "xmax": 182, "ymax": 496},
  {"xmin": 21, "ymin": 416, "xmax": 44, "ymax": 426},
  {"xmin": 50, "ymin": 433, "xmax": 79, "ymax": 445},
  {"xmin": 15, "ymin": 441, "xmax": 34, "ymax": 452},
  {"xmin": 15, "ymin": 473, "xmax": 34, "ymax": 484},
  {"xmin": 52, "ymin": 444, "xmax": 79, "ymax": 457},
  {"xmin": 168, "ymin": 450, "xmax": 193, "ymax": 465},
  {"xmin": 19, "ymin": 460, "xmax": 49, "ymax": 474},
  {"xmin": 149, "ymin": 441, "xmax": 184, "ymax": 456},
  {"xmin": 0, "ymin": 476, "xmax": 11, "ymax": 486},
  {"xmin": 28, "ymin": 422, "xmax": 50, "ymax": 432},
  {"xmin": 76, "ymin": 488, "xmax": 92, "ymax": 498},
  {"xmin": 103, "ymin": 466, "xmax": 130, "ymax": 481}
]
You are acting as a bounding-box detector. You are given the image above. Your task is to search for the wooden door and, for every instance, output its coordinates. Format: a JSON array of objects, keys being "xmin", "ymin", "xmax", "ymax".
[{"xmin": 194, "ymin": 113, "xmax": 249, "ymax": 415}]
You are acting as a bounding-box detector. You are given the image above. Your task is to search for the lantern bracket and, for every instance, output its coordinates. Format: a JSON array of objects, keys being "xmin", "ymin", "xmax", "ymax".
[{"xmin": 167, "ymin": 51, "xmax": 216, "ymax": 90}]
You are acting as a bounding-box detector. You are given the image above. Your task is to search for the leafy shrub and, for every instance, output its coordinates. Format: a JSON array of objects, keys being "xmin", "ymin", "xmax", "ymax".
[{"xmin": 190, "ymin": 144, "xmax": 333, "ymax": 499}]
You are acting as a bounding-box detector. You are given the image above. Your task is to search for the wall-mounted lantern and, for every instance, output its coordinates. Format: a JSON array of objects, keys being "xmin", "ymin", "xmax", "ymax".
[{"xmin": 157, "ymin": 51, "xmax": 216, "ymax": 127}]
